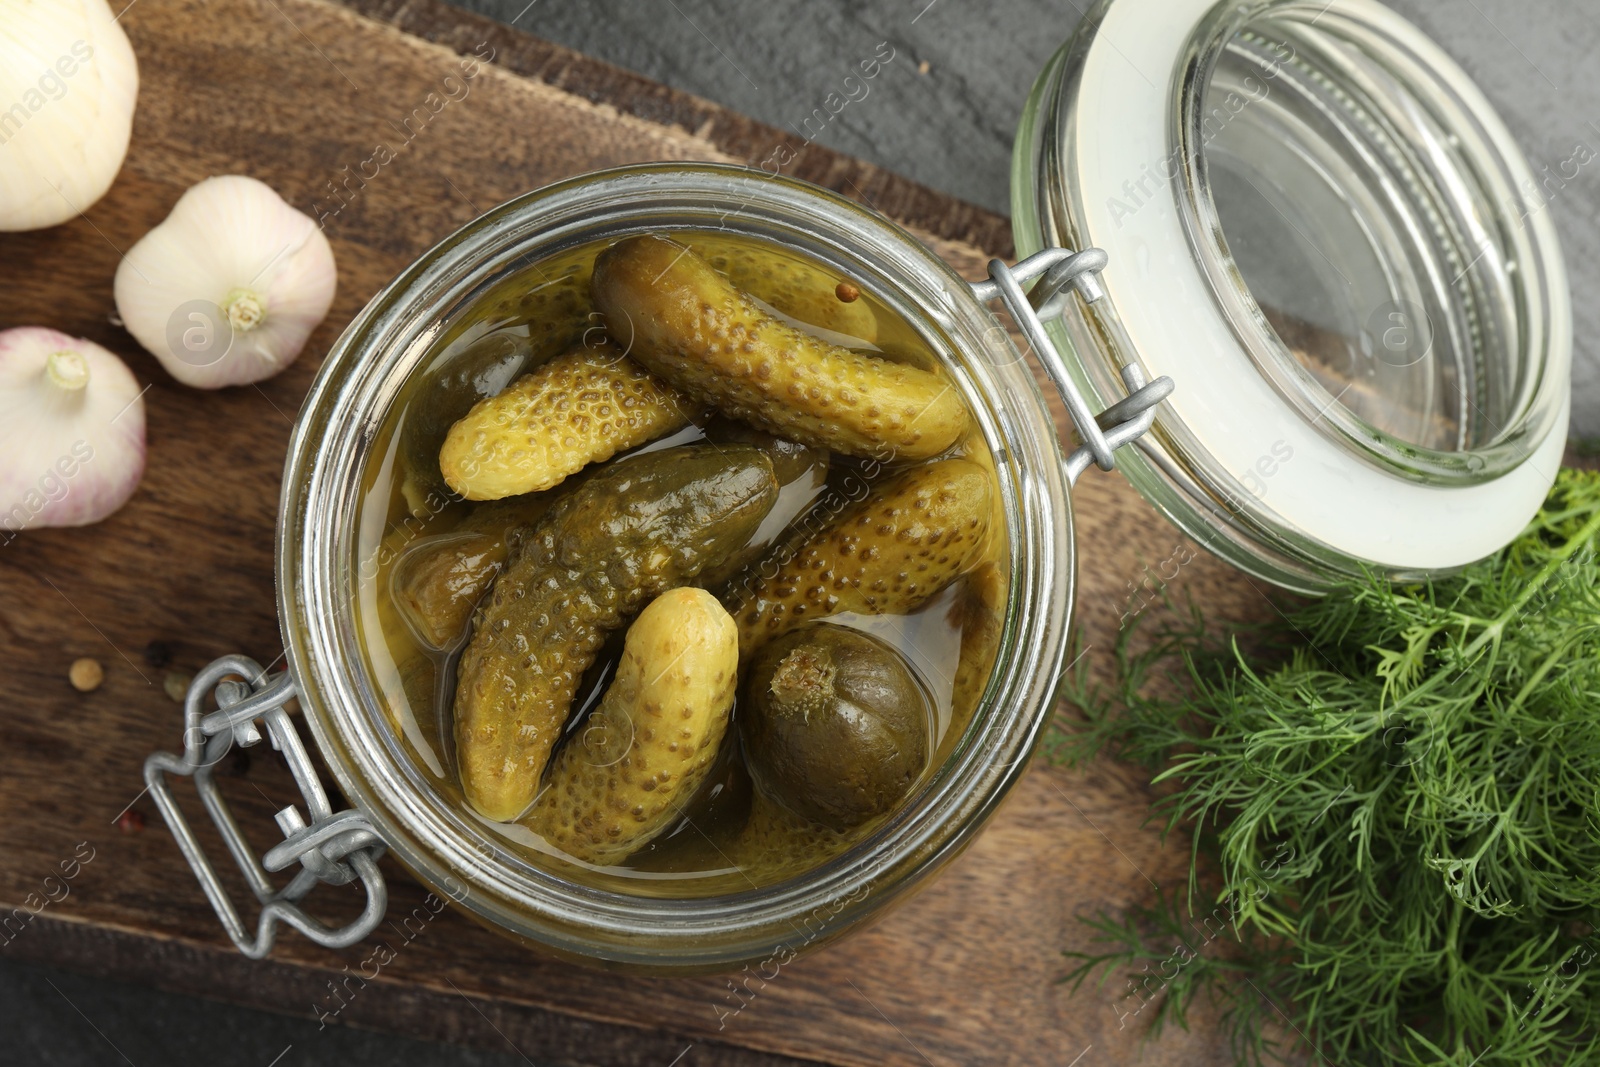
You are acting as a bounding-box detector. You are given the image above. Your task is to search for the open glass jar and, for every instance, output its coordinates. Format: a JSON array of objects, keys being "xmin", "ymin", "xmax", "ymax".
[
  {"xmin": 1015, "ymin": 0, "xmax": 1569, "ymax": 590},
  {"xmin": 146, "ymin": 0, "xmax": 1568, "ymax": 972}
]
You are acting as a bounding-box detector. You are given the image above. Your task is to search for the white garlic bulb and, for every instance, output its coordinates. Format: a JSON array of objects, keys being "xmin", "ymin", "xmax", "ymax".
[
  {"xmin": 0, "ymin": 327, "xmax": 146, "ymax": 533},
  {"xmin": 114, "ymin": 175, "xmax": 338, "ymax": 389},
  {"xmin": 0, "ymin": 0, "xmax": 140, "ymax": 231}
]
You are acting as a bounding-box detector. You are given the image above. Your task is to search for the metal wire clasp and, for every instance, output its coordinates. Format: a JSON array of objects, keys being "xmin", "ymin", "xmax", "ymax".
[
  {"xmin": 144, "ymin": 655, "xmax": 387, "ymax": 959},
  {"xmin": 972, "ymin": 247, "xmax": 1173, "ymax": 486}
]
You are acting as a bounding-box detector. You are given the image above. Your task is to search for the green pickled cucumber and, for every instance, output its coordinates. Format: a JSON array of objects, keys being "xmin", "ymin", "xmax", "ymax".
[
  {"xmin": 477, "ymin": 261, "xmax": 594, "ymax": 344},
  {"xmin": 392, "ymin": 532, "xmax": 502, "ymax": 651},
  {"xmin": 701, "ymin": 418, "xmax": 828, "ymax": 487},
  {"xmin": 725, "ymin": 459, "xmax": 993, "ymax": 656},
  {"xmin": 696, "ymin": 419, "xmax": 829, "ymax": 592},
  {"xmin": 591, "ymin": 235, "xmax": 967, "ymax": 461},
  {"xmin": 455, "ymin": 444, "xmax": 780, "ymax": 821},
  {"xmin": 389, "ymin": 491, "xmax": 571, "ymax": 652},
  {"xmin": 523, "ymin": 588, "xmax": 738, "ymax": 865},
  {"xmin": 742, "ymin": 624, "xmax": 932, "ymax": 831},
  {"xmin": 369, "ymin": 524, "xmax": 451, "ymax": 746}
]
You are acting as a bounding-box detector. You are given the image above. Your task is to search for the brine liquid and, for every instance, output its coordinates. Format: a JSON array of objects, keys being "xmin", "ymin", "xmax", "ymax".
[{"xmin": 352, "ymin": 230, "xmax": 1008, "ymax": 895}]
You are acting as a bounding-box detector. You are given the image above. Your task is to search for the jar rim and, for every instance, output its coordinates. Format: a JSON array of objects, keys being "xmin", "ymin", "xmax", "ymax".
[
  {"xmin": 278, "ymin": 163, "xmax": 1078, "ymax": 970},
  {"xmin": 1013, "ymin": 0, "xmax": 1571, "ymax": 589}
]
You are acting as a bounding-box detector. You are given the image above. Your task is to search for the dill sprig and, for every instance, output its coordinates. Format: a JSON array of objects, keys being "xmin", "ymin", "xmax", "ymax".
[{"xmin": 1055, "ymin": 468, "xmax": 1600, "ymax": 1066}]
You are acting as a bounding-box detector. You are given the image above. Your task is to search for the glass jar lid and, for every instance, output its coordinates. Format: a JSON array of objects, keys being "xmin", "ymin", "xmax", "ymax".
[{"xmin": 1014, "ymin": 0, "xmax": 1571, "ymax": 591}]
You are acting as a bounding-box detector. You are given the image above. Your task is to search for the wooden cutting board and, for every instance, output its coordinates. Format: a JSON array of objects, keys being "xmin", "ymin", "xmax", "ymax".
[{"xmin": 0, "ymin": 2, "xmax": 1283, "ymax": 1064}]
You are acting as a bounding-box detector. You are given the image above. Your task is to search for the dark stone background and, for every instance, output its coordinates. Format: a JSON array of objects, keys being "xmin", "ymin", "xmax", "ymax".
[
  {"xmin": 448, "ymin": 0, "xmax": 1600, "ymax": 437},
  {"xmin": 5, "ymin": 2, "xmax": 1596, "ymax": 1064}
]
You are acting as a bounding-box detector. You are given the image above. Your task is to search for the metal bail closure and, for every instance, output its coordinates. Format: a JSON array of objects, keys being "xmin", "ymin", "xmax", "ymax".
[
  {"xmin": 144, "ymin": 655, "xmax": 388, "ymax": 959},
  {"xmin": 971, "ymin": 247, "xmax": 1173, "ymax": 486}
]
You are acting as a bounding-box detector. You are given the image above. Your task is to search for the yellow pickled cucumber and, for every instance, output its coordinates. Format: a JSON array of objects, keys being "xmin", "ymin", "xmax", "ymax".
[
  {"xmin": 687, "ymin": 236, "xmax": 879, "ymax": 343},
  {"xmin": 523, "ymin": 588, "xmax": 738, "ymax": 865},
  {"xmin": 591, "ymin": 235, "xmax": 967, "ymax": 461},
  {"xmin": 400, "ymin": 332, "xmax": 534, "ymax": 516},
  {"xmin": 725, "ymin": 459, "xmax": 993, "ymax": 655},
  {"xmin": 455, "ymin": 445, "xmax": 779, "ymax": 822},
  {"xmin": 941, "ymin": 561, "xmax": 1007, "ymax": 763},
  {"xmin": 727, "ymin": 794, "xmax": 859, "ymax": 884},
  {"xmin": 398, "ymin": 249, "xmax": 596, "ymax": 517},
  {"xmin": 439, "ymin": 341, "xmax": 697, "ymax": 501}
]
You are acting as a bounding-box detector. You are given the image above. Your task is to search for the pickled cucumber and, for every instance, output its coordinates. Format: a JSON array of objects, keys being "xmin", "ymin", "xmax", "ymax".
[
  {"xmin": 522, "ymin": 588, "xmax": 738, "ymax": 865},
  {"xmin": 369, "ymin": 524, "xmax": 452, "ymax": 747},
  {"xmin": 742, "ymin": 625, "xmax": 931, "ymax": 831},
  {"xmin": 687, "ymin": 236, "xmax": 878, "ymax": 343},
  {"xmin": 476, "ymin": 260, "xmax": 594, "ymax": 344},
  {"xmin": 725, "ymin": 459, "xmax": 993, "ymax": 655},
  {"xmin": 439, "ymin": 342, "xmax": 697, "ymax": 501},
  {"xmin": 391, "ymin": 532, "xmax": 502, "ymax": 651},
  {"xmin": 399, "ymin": 331, "xmax": 534, "ymax": 515},
  {"xmin": 455, "ymin": 444, "xmax": 779, "ymax": 821},
  {"xmin": 727, "ymin": 794, "xmax": 857, "ymax": 884},
  {"xmin": 591, "ymin": 235, "xmax": 967, "ymax": 461},
  {"xmin": 701, "ymin": 418, "xmax": 828, "ymax": 487},
  {"xmin": 941, "ymin": 561, "xmax": 1006, "ymax": 764},
  {"xmin": 623, "ymin": 742, "xmax": 753, "ymax": 874},
  {"xmin": 389, "ymin": 491, "xmax": 571, "ymax": 652},
  {"xmin": 400, "ymin": 259, "xmax": 599, "ymax": 514},
  {"xmin": 696, "ymin": 420, "xmax": 829, "ymax": 592}
]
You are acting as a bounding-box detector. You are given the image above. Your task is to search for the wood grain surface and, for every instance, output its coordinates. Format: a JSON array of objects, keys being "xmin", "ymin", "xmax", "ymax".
[{"xmin": 0, "ymin": 2, "xmax": 1284, "ymax": 1065}]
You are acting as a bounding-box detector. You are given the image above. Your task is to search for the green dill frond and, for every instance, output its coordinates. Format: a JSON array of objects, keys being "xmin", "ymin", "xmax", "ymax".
[{"xmin": 1055, "ymin": 468, "xmax": 1600, "ymax": 1066}]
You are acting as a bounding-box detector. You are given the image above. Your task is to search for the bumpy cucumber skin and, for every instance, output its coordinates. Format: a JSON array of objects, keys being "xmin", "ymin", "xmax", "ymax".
[
  {"xmin": 591, "ymin": 235, "xmax": 967, "ymax": 461},
  {"xmin": 400, "ymin": 332, "xmax": 533, "ymax": 517},
  {"xmin": 688, "ymin": 237, "xmax": 879, "ymax": 343},
  {"xmin": 455, "ymin": 445, "xmax": 779, "ymax": 822},
  {"xmin": 725, "ymin": 459, "xmax": 992, "ymax": 656},
  {"xmin": 439, "ymin": 343, "xmax": 696, "ymax": 501},
  {"xmin": 523, "ymin": 588, "xmax": 738, "ymax": 865},
  {"xmin": 727, "ymin": 794, "xmax": 857, "ymax": 884},
  {"xmin": 400, "ymin": 251, "xmax": 594, "ymax": 516}
]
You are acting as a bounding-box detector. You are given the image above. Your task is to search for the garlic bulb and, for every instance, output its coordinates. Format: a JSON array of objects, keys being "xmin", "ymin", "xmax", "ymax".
[
  {"xmin": 114, "ymin": 175, "xmax": 338, "ymax": 388},
  {"xmin": 0, "ymin": 0, "xmax": 140, "ymax": 231},
  {"xmin": 0, "ymin": 327, "xmax": 146, "ymax": 532}
]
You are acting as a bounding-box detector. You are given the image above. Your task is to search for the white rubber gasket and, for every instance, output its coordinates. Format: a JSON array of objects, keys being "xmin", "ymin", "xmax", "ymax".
[{"xmin": 1072, "ymin": 0, "xmax": 1569, "ymax": 570}]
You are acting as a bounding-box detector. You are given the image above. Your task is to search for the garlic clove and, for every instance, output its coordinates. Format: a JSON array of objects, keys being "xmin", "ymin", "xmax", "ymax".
[
  {"xmin": 0, "ymin": 0, "xmax": 140, "ymax": 231},
  {"xmin": 0, "ymin": 327, "xmax": 146, "ymax": 532},
  {"xmin": 114, "ymin": 175, "xmax": 338, "ymax": 389}
]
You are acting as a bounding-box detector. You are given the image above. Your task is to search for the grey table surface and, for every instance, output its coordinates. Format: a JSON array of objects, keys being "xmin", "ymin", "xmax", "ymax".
[{"xmin": 5, "ymin": 1, "xmax": 1597, "ymax": 1065}]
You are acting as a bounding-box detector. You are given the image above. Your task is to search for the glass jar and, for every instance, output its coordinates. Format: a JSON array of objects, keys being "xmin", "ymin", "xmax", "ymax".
[
  {"xmin": 146, "ymin": 0, "xmax": 1569, "ymax": 971},
  {"xmin": 148, "ymin": 163, "xmax": 1131, "ymax": 970},
  {"xmin": 1014, "ymin": 0, "xmax": 1569, "ymax": 591}
]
